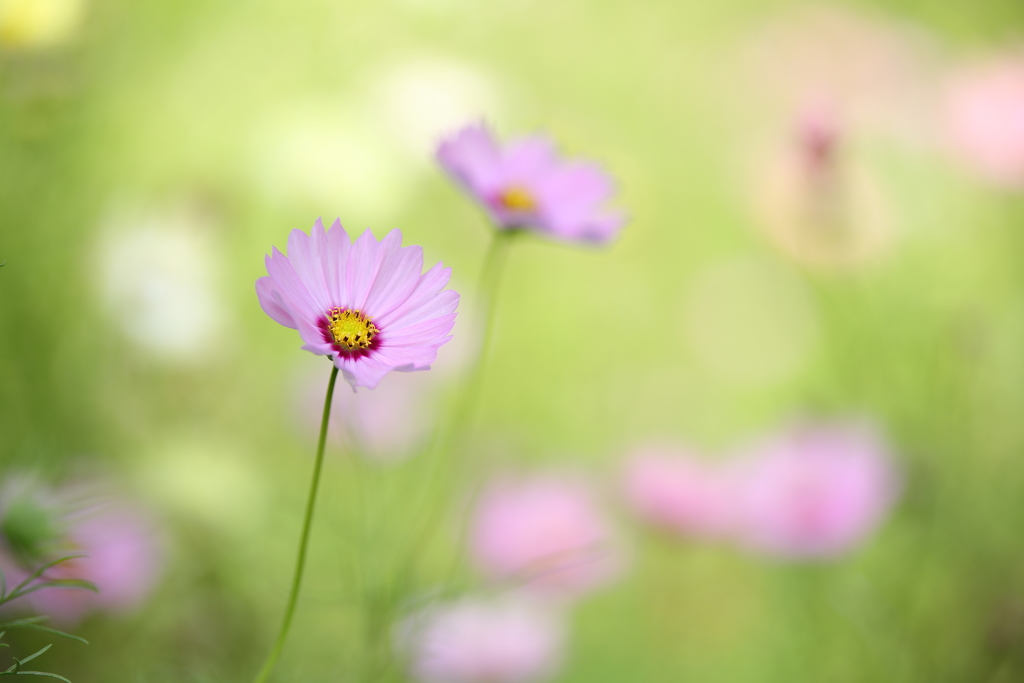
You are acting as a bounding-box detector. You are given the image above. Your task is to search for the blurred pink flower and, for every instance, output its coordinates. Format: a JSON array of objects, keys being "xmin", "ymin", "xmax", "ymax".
[
  {"xmin": 470, "ymin": 475, "xmax": 624, "ymax": 598},
  {"xmin": 257, "ymin": 218, "xmax": 459, "ymax": 390},
  {"xmin": 24, "ymin": 508, "xmax": 163, "ymax": 625},
  {"xmin": 750, "ymin": 99, "xmax": 893, "ymax": 271},
  {"xmin": 622, "ymin": 448, "xmax": 737, "ymax": 539},
  {"xmin": 437, "ymin": 122, "xmax": 625, "ymax": 244},
  {"xmin": 397, "ymin": 594, "xmax": 566, "ymax": 683},
  {"xmin": 733, "ymin": 423, "xmax": 899, "ymax": 558},
  {"xmin": 0, "ymin": 489, "xmax": 163, "ymax": 626},
  {"xmin": 740, "ymin": 5, "xmax": 935, "ymax": 271},
  {"xmin": 946, "ymin": 54, "xmax": 1024, "ymax": 189}
]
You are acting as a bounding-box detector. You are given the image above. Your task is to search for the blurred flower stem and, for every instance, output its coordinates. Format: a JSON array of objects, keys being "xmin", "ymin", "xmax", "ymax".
[
  {"xmin": 398, "ymin": 230, "xmax": 518, "ymax": 579},
  {"xmin": 253, "ymin": 364, "xmax": 339, "ymax": 683},
  {"xmin": 429, "ymin": 228, "xmax": 517, "ymax": 484},
  {"xmin": 452, "ymin": 228, "xmax": 517, "ymax": 434},
  {"xmin": 340, "ymin": 230, "xmax": 518, "ymax": 680}
]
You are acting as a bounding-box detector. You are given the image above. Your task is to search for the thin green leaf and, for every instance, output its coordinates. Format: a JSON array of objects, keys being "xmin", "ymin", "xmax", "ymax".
[
  {"xmin": 4, "ymin": 626, "xmax": 84, "ymax": 647},
  {"xmin": 8, "ymin": 558, "xmax": 89, "ymax": 602},
  {"xmin": 0, "ymin": 618, "xmax": 49, "ymax": 628},
  {"xmin": 0, "ymin": 673, "xmax": 71, "ymax": 682},
  {"xmin": 9, "ymin": 581, "xmax": 97, "ymax": 601},
  {"xmin": 14, "ymin": 645, "xmax": 51, "ymax": 667},
  {"xmin": 6, "ymin": 561, "xmax": 93, "ymax": 602},
  {"xmin": 0, "ymin": 618, "xmax": 85, "ymax": 647}
]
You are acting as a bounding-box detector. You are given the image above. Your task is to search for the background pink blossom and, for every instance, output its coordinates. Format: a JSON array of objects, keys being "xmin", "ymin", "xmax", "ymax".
[
  {"xmin": 436, "ymin": 122, "xmax": 625, "ymax": 244},
  {"xmin": 470, "ymin": 474, "xmax": 624, "ymax": 598},
  {"xmin": 733, "ymin": 423, "xmax": 900, "ymax": 558},
  {"xmin": 0, "ymin": 500, "xmax": 163, "ymax": 627},
  {"xmin": 397, "ymin": 594, "xmax": 566, "ymax": 683},
  {"xmin": 946, "ymin": 53, "xmax": 1024, "ymax": 189},
  {"xmin": 623, "ymin": 447, "xmax": 738, "ymax": 540}
]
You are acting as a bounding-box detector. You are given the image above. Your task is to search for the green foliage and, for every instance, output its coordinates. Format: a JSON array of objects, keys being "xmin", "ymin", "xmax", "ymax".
[{"xmin": 0, "ymin": 560, "xmax": 92, "ymax": 682}]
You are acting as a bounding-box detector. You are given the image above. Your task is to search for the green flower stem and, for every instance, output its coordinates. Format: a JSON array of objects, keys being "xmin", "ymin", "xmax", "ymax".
[
  {"xmin": 428, "ymin": 229, "xmax": 517, "ymax": 484},
  {"xmin": 449, "ymin": 228, "xmax": 516, "ymax": 435},
  {"xmin": 253, "ymin": 364, "xmax": 339, "ymax": 683},
  {"xmin": 370, "ymin": 229, "xmax": 518, "ymax": 678},
  {"xmin": 399, "ymin": 229, "xmax": 517, "ymax": 566}
]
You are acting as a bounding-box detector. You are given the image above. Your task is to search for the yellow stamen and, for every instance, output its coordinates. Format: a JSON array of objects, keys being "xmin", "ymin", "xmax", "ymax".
[
  {"xmin": 499, "ymin": 186, "xmax": 537, "ymax": 212},
  {"xmin": 326, "ymin": 308, "xmax": 378, "ymax": 351}
]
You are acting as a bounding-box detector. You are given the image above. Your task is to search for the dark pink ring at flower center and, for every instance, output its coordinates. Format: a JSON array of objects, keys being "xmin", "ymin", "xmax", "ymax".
[{"xmin": 317, "ymin": 307, "xmax": 382, "ymax": 358}]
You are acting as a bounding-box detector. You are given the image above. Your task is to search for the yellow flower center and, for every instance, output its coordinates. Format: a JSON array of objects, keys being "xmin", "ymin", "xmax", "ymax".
[
  {"xmin": 327, "ymin": 308, "xmax": 378, "ymax": 351},
  {"xmin": 499, "ymin": 186, "xmax": 537, "ymax": 212}
]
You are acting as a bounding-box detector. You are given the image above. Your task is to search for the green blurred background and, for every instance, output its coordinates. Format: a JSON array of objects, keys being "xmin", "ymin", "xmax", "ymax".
[{"xmin": 3, "ymin": 0, "xmax": 1024, "ymax": 680}]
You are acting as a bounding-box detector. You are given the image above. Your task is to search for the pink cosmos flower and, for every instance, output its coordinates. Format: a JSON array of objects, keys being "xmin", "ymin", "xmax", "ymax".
[
  {"xmin": 397, "ymin": 594, "xmax": 566, "ymax": 683},
  {"xmin": 623, "ymin": 448, "xmax": 737, "ymax": 539},
  {"xmin": 256, "ymin": 219, "xmax": 459, "ymax": 390},
  {"xmin": 733, "ymin": 423, "xmax": 899, "ymax": 559},
  {"xmin": 470, "ymin": 475, "xmax": 623, "ymax": 598},
  {"xmin": 946, "ymin": 54, "xmax": 1024, "ymax": 189},
  {"xmin": 436, "ymin": 122, "xmax": 625, "ymax": 244}
]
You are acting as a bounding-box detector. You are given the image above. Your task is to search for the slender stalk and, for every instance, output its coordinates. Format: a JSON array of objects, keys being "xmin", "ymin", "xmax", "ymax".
[
  {"xmin": 423, "ymin": 230, "xmax": 516, "ymax": 492},
  {"xmin": 369, "ymin": 229, "xmax": 519, "ymax": 679},
  {"xmin": 398, "ymin": 229, "xmax": 517, "ymax": 568},
  {"xmin": 449, "ymin": 228, "xmax": 516, "ymax": 436},
  {"xmin": 253, "ymin": 364, "xmax": 339, "ymax": 683}
]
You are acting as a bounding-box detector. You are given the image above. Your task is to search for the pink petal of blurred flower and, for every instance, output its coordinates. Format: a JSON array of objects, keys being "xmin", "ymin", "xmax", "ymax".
[
  {"xmin": 397, "ymin": 594, "xmax": 566, "ymax": 683},
  {"xmin": 623, "ymin": 448, "xmax": 738, "ymax": 539},
  {"xmin": 256, "ymin": 219, "xmax": 460, "ymax": 390},
  {"xmin": 470, "ymin": 474, "xmax": 624, "ymax": 598},
  {"xmin": 437, "ymin": 122, "xmax": 626, "ymax": 244},
  {"xmin": 946, "ymin": 54, "xmax": 1024, "ymax": 189},
  {"xmin": 734, "ymin": 422, "xmax": 900, "ymax": 559}
]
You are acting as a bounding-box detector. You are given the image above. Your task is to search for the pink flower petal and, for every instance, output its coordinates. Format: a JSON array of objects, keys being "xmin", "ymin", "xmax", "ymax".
[
  {"xmin": 377, "ymin": 264, "xmax": 457, "ymax": 329},
  {"xmin": 256, "ymin": 276, "xmax": 297, "ymax": 329},
  {"xmin": 363, "ymin": 242, "xmax": 425, "ymax": 317}
]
